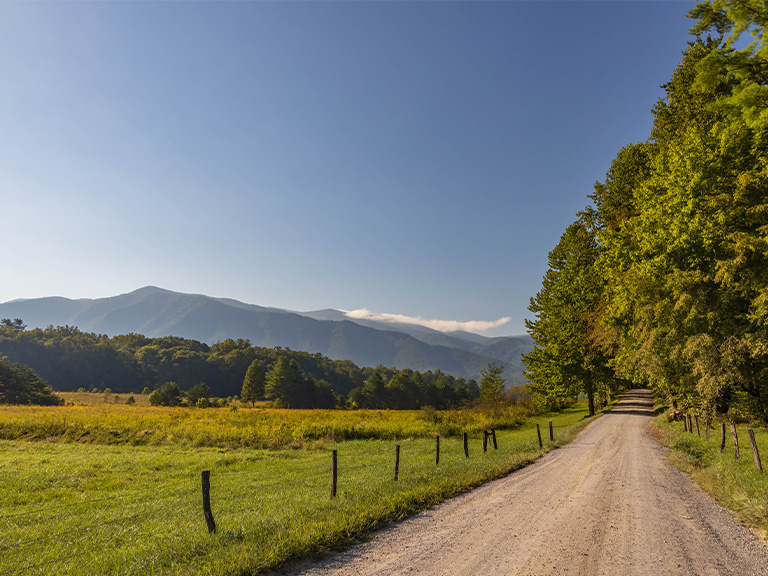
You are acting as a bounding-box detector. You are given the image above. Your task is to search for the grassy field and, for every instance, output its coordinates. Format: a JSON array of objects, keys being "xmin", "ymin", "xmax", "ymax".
[
  {"xmin": 0, "ymin": 399, "xmax": 537, "ymax": 449},
  {"xmin": 655, "ymin": 415, "xmax": 768, "ymax": 540},
  {"xmin": 0, "ymin": 402, "xmax": 596, "ymax": 576}
]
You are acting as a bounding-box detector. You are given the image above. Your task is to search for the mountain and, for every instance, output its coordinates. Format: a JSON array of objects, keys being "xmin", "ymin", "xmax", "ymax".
[{"xmin": 0, "ymin": 287, "xmax": 532, "ymax": 383}]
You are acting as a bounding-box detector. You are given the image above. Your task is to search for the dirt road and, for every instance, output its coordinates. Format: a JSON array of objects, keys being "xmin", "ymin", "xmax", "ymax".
[{"xmin": 284, "ymin": 390, "xmax": 768, "ymax": 576}]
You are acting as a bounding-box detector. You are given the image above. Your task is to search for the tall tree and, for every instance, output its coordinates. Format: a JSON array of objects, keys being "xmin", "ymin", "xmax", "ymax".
[
  {"xmin": 479, "ymin": 362, "xmax": 505, "ymax": 406},
  {"xmin": 265, "ymin": 356, "xmax": 308, "ymax": 408},
  {"xmin": 241, "ymin": 359, "xmax": 265, "ymax": 406},
  {"xmin": 524, "ymin": 212, "xmax": 620, "ymax": 415}
]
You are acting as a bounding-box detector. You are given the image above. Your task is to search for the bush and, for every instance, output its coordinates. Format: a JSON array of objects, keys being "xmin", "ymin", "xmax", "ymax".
[
  {"xmin": 148, "ymin": 382, "xmax": 183, "ymax": 407},
  {"xmin": 185, "ymin": 382, "xmax": 210, "ymax": 407}
]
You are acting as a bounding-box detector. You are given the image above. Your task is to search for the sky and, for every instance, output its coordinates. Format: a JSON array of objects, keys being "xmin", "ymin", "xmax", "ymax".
[{"xmin": 0, "ymin": 0, "xmax": 696, "ymax": 337}]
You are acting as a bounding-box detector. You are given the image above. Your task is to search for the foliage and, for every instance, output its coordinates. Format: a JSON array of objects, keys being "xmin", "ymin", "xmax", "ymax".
[
  {"xmin": 184, "ymin": 382, "xmax": 211, "ymax": 406},
  {"xmin": 0, "ymin": 357, "xmax": 62, "ymax": 405},
  {"xmin": 524, "ymin": 213, "xmax": 624, "ymax": 415},
  {"xmin": 147, "ymin": 382, "xmax": 184, "ymax": 407},
  {"xmin": 0, "ymin": 325, "xmax": 476, "ymax": 410},
  {"xmin": 479, "ymin": 362, "xmax": 506, "ymax": 406},
  {"xmin": 241, "ymin": 359, "xmax": 265, "ymax": 406},
  {"xmin": 532, "ymin": 2, "xmax": 768, "ymax": 422}
]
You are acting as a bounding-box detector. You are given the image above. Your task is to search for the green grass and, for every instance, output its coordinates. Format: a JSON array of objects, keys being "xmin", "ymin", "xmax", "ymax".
[
  {"xmin": 0, "ymin": 403, "xmax": 595, "ymax": 576},
  {"xmin": 655, "ymin": 415, "xmax": 768, "ymax": 540}
]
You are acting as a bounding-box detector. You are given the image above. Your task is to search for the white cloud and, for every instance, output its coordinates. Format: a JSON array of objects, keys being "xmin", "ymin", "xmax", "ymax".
[{"xmin": 342, "ymin": 308, "xmax": 512, "ymax": 335}]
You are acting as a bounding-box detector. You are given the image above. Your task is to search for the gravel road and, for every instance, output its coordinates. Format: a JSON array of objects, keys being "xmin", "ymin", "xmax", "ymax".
[{"xmin": 281, "ymin": 390, "xmax": 768, "ymax": 576}]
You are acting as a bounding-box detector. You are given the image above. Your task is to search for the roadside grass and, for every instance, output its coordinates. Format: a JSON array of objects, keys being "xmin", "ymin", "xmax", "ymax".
[
  {"xmin": 655, "ymin": 416, "xmax": 768, "ymax": 539},
  {"xmin": 0, "ymin": 402, "xmax": 596, "ymax": 576}
]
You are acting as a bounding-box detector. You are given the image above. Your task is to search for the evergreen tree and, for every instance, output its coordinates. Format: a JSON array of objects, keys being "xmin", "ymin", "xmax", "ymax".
[
  {"xmin": 241, "ymin": 359, "xmax": 265, "ymax": 406},
  {"xmin": 524, "ymin": 213, "xmax": 619, "ymax": 415},
  {"xmin": 479, "ymin": 362, "xmax": 505, "ymax": 406},
  {"xmin": 265, "ymin": 356, "xmax": 306, "ymax": 408},
  {"xmin": 0, "ymin": 357, "xmax": 62, "ymax": 405}
]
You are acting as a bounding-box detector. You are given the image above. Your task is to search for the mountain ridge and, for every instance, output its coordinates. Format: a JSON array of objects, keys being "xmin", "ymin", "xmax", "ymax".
[{"xmin": 0, "ymin": 287, "xmax": 532, "ymax": 383}]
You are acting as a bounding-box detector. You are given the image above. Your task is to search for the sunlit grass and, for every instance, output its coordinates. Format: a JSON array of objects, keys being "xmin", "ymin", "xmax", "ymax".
[
  {"xmin": 0, "ymin": 403, "xmax": 595, "ymax": 576},
  {"xmin": 0, "ymin": 402, "xmax": 537, "ymax": 449},
  {"xmin": 655, "ymin": 416, "xmax": 768, "ymax": 539}
]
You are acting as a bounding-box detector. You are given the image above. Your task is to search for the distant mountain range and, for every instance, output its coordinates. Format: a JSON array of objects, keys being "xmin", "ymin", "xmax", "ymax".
[{"xmin": 0, "ymin": 286, "xmax": 533, "ymax": 384}]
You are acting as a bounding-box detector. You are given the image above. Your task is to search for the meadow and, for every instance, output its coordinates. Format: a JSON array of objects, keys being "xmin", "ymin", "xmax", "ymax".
[
  {"xmin": 655, "ymin": 415, "xmax": 768, "ymax": 540},
  {"xmin": 0, "ymin": 401, "xmax": 595, "ymax": 576},
  {"xmin": 0, "ymin": 393, "xmax": 537, "ymax": 449}
]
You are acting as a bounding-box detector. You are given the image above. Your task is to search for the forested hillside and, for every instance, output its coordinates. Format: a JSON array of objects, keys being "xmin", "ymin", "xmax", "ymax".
[
  {"xmin": 0, "ymin": 287, "xmax": 531, "ymax": 384},
  {"xmin": 524, "ymin": 0, "xmax": 768, "ymax": 422},
  {"xmin": 0, "ymin": 321, "xmax": 480, "ymax": 409}
]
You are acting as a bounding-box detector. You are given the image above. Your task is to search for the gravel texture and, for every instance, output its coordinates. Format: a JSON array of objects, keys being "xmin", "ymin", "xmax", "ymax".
[{"xmin": 279, "ymin": 390, "xmax": 768, "ymax": 576}]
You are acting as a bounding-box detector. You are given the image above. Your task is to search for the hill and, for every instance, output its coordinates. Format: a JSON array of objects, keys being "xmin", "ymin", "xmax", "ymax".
[{"xmin": 0, "ymin": 287, "xmax": 531, "ymax": 383}]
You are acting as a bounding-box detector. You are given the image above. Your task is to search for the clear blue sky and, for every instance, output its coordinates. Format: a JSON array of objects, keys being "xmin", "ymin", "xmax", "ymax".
[{"xmin": 1, "ymin": 1, "xmax": 695, "ymax": 336}]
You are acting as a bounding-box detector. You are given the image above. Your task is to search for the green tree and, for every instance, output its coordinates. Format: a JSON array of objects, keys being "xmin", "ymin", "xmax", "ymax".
[
  {"xmin": 349, "ymin": 370, "xmax": 389, "ymax": 409},
  {"xmin": 479, "ymin": 362, "xmax": 505, "ymax": 406},
  {"xmin": 147, "ymin": 381, "xmax": 183, "ymax": 407},
  {"xmin": 241, "ymin": 359, "xmax": 265, "ymax": 406},
  {"xmin": 185, "ymin": 382, "xmax": 210, "ymax": 406},
  {"xmin": 524, "ymin": 213, "xmax": 619, "ymax": 415},
  {"xmin": 0, "ymin": 318, "xmax": 26, "ymax": 332},
  {"xmin": 314, "ymin": 379, "xmax": 337, "ymax": 409},
  {"xmin": 690, "ymin": 0, "xmax": 768, "ymax": 130},
  {"xmin": 265, "ymin": 356, "xmax": 307, "ymax": 408},
  {"xmin": 0, "ymin": 357, "xmax": 62, "ymax": 405},
  {"xmin": 386, "ymin": 371, "xmax": 421, "ymax": 409}
]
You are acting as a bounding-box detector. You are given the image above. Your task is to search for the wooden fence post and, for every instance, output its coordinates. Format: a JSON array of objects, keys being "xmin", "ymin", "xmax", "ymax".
[
  {"xmin": 536, "ymin": 424, "xmax": 543, "ymax": 449},
  {"xmin": 394, "ymin": 444, "xmax": 400, "ymax": 481},
  {"xmin": 491, "ymin": 429, "xmax": 498, "ymax": 450},
  {"xmin": 747, "ymin": 430, "xmax": 762, "ymax": 473},
  {"xmin": 549, "ymin": 420, "xmax": 553, "ymax": 441},
  {"xmin": 202, "ymin": 470, "xmax": 216, "ymax": 534},
  {"xmin": 436, "ymin": 435, "xmax": 440, "ymax": 466},
  {"xmin": 731, "ymin": 423, "xmax": 740, "ymax": 460},
  {"xmin": 463, "ymin": 432, "xmax": 469, "ymax": 458},
  {"xmin": 483, "ymin": 431, "xmax": 488, "ymax": 453},
  {"xmin": 331, "ymin": 450, "xmax": 338, "ymax": 498},
  {"xmin": 720, "ymin": 422, "xmax": 726, "ymax": 452}
]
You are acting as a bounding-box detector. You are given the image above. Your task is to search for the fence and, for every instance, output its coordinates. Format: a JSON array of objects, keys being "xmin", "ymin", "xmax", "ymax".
[
  {"xmin": 1, "ymin": 427, "xmax": 540, "ymax": 576},
  {"xmin": 678, "ymin": 413, "xmax": 764, "ymax": 473}
]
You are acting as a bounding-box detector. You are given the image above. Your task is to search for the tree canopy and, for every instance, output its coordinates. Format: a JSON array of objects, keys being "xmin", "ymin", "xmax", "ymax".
[
  {"xmin": 526, "ymin": 1, "xmax": 768, "ymax": 422},
  {"xmin": 0, "ymin": 357, "xmax": 62, "ymax": 405}
]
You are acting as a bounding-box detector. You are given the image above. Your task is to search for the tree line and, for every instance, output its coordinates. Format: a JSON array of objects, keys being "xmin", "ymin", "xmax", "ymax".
[
  {"xmin": 0, "ymin": 320, "xmax": 481, "ymax": 409},
  {"xmin": 524, "ymin": 0, "xmax": 768, "ymax": 422}
]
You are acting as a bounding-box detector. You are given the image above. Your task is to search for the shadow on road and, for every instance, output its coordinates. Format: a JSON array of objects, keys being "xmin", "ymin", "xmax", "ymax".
[{"xmin": 603, "ymin": 391, "xmax": 656, "ymax": 417}]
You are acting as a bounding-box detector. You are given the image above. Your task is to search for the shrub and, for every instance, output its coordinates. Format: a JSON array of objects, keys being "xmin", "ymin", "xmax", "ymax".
[{"xmin": 148, "ymin": 382, "xmax": 183, "ymax": 407}]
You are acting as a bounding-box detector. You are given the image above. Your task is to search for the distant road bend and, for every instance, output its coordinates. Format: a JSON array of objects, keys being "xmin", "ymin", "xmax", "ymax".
[{"xmin": 283, "ymin": 390, "xmax": 768, "ymax": 576}]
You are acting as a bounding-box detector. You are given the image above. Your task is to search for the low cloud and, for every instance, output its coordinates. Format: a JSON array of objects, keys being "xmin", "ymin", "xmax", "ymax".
[{"xmin": 342, "ymin": 308, "xmax": 512, "ymax": 335}]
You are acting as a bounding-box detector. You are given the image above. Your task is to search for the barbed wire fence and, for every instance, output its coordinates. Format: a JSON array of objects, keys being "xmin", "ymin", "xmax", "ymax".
[{"xmin": 0, "ymin": 428, "xmax": 528, "ymax": 576}]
